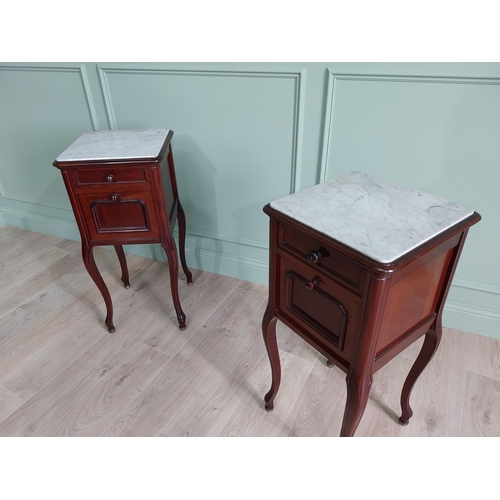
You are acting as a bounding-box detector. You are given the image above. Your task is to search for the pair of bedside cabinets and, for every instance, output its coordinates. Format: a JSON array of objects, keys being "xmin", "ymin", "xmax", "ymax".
[{"xmin": 54, "ymin": 129, "xmax": 480, "ymax": 437}]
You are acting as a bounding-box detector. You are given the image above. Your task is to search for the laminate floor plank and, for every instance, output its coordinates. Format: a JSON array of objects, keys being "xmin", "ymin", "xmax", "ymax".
[
  {"xmin": 0, "ymin": 249, "xmax": 83, "ymax": 319},
  {"xmin": 179, "ymin": 268, "xmax": 212, "ymax": 286},
  {"xmin": 468, "ymin": 334, "xmax": 500, "ymax": 381},
  {"xmin": 238, "ymin": 280, "xmax": 269, "ymax": 297},
  {"xmin": 461, "ymin": 371, "xmax": 500, "ymax": 436},
  {"xmin": 0, "ymin": 232, "xmax": 68, "ymax": 275},
  {"xmin": 355, "ymin": 356, "xmax": 417, "ymax": 437},
  {"xmin": 101, "ymin": 287, "xmax": 263, "ymax": 437},
  {"xmin": 0, "ymin": 226, "xmax": 55, "ymax": 257},
  {"xmin": 277, "ymin": 359, "xmax": 348, "ymax": 437},
  {"xmin": 142, "ymin": 273, "xmax": 242, "ymax": 357},
  {"xmin": 0, "ymin": 246, "xmax": 72, "ymax": 293},
  {"xmin": 0, "ymin": 256, "xmax": 188, "ymax": 408},
  {"xmin": 217, "ymin": 320, "xmax": 320, "ymax": 437},
  {"xmin": 161, "ymin": 298, "xmax": 267, "ymax": 437},
  {"xmin": 0, "ymin": 248, "xmax": 121, "ymax": 349},
  {"xmin": 34, "ymin": 246, "xmax": 119, "ymax": 309},
  {"xmin": 2, "ymin": 312, "xmax": 108, "ymax": 403},
  {"xmin": 0, "ymin": 245, "xmax": 71, "ymax": 295},
  {"xmin": 0, "ymin": 224, "xmax": 27, "ymax": 243},
  {"xmin": 45, "ymin": 344, "xmax": 171, "ymax": 437},
  {"xmin": 218, "ymin": 350, "xmax": 315, "ymax": 437},
  {"xmin": 395, "ymin": 328, "xmax": 471, "ymax": 437},
  {"xmin": 0, "ymin": 280, "xmax": 188, "ymax": 437},
  {"xmin": 108, "ymin": 260, "xmax": 171, "ymax": 319},
  {"xmin": 0, "ymin": 299, "xmax": 54, "ymax": 348},
  {"xmin": 350, "ymin": 338, "xmax": 425, "ymax": 437},
  {"xmin": 53, "ymin": 238, "xmax": 80, "ymax": 251},
  {"xmin": 0, "ymin": 274, "xmax": 122, "ymax": 381},
  {"xmin": 276, "ymin": 321, "xmax": 323, "ymax": 364},
  {"xmin": 0, "ymin": 384, "xmax": 24, "ymax": 422}
]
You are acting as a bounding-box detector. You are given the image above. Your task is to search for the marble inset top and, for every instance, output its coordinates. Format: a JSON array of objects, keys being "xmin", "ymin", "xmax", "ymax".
[
  {"xmin": 56, "ymin": 128, "xmax": 170, "ymax": 162},
  {"xmin": 270, "ymin": 171, "xmax": 474, "ymax": 263}
]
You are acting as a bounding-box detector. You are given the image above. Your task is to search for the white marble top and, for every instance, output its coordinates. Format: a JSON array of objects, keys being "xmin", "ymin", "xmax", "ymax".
[
  {"xmin": 270, "ymin": 171, "xmax": 474, "ymax": 263},
  {"xmin": 56, "ymin": 128, "xmax": 170, "ymax": 162}
]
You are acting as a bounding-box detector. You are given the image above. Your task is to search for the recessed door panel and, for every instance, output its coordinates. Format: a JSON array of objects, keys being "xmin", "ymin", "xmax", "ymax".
[
  {"xmin": 285, "ymin": 270, "xmax": 348, "ymax": 349},
  {"xmin": 91, "ymin": 199, "xmax": 150, "ymax": 232},
  {"xmin": 78, "ymin": 191, "xmax": 160, "ymax": 241}
]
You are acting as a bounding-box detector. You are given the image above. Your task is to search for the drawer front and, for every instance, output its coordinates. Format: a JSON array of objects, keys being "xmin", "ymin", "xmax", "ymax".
[
  {"xmin": 73, "ymin": 167, "xmax": 148, "ymax": 188},
  {"xmin": 279, "ymin": 225, "xmax": 362, "ymax": 289},
  {"xmin": 77, "ymin": 190, "xmax": 160, "ymax": 241},
  {"xmin": 278, "ymin": 254, "xmax": 362, "ymax": 352}
]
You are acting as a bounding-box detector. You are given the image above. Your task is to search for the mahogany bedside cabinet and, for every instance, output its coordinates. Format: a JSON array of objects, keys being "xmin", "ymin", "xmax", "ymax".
[
  {"xmin": 53, "ymin": 128, "xmax": 193, "ymax": 333},
  {"xmin": 261, "ymin": 171, "xmax": 480, "ymax": 436}
]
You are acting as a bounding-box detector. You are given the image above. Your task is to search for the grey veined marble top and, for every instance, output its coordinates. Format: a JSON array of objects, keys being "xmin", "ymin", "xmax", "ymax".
[
  {"xmin": 270, "ymin": 171, "xmax": 474, "ymax": 263},
  {"xmin": 56, "ymin": 128, "xmax": 170, "ymax": 162}
]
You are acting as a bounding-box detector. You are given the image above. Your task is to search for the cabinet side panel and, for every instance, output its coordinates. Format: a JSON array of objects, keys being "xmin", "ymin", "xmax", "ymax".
[{"xmin": 376, "ymin": 248, "xmax": 454, "ymax": 355}]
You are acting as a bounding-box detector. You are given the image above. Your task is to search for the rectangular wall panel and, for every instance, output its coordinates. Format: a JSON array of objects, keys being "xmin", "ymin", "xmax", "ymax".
[
  {"xmin": 321, "ymin": 72, "xmax": 500, "ymax": 336},
  {"xmin": 0, "ymin": 65, "xmax": 98, "ymax": 210},
  {"xmin": 98, "ymin": 67, "xmax": 304, "ymax": 248}
]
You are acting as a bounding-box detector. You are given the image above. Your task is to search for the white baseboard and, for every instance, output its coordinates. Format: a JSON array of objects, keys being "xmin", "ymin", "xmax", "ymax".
[
  {"xmin": 1, "ymin": 207, "xmax": 81, "ymax": 241},
  {"xmin": 443, "ymin": 301, "xmax": 500, "ymax": 339},
  {"xmin": 122, "ymin": 241, "xmax": 269, "ymax": 285}
]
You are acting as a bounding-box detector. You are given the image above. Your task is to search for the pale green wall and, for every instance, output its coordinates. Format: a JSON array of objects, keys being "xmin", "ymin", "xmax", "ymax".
[{"xmin": 1, "ymin": 62, "xmax": 499, "ymax": 338}]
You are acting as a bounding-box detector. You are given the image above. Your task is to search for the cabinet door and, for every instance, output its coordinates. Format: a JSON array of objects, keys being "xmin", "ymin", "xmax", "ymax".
[
  {"xmin": 78, "ymin": 190, "xmax": 160, "ymax": 242},
  {"xmin": 278, "ymin": 253, "xmax": 362, "ymax": 354}
]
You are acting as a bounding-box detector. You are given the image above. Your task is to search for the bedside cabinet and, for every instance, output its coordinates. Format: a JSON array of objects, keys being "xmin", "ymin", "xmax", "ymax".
[
  {"xmin": 262, "ymin": 171, "xmax": 480, "ymax": 436},
  {"xmin": 53, "ymin": 128, "xmax": 192, "ymax": 333}
]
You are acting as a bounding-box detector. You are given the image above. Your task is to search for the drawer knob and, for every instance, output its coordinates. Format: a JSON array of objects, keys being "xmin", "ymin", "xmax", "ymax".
[
  {"xmin": 110, "ymin": 193, "xmax": 119, "ymax": 202},
  {"xmin": 305, "ymin": 278, "xmax": 319, "ymax": 291},
  {"xmin": 107, "ymin": 174, "xmax": 114, "ymax": 182},
  {"xmin": 307, "ymin": 250, "xmax": 322, "ymax": 264}
]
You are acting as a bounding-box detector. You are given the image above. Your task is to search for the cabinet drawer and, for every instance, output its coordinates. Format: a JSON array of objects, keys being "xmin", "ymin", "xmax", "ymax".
[
  {"xmin": 77, "ymin": 190, "xmax": 160, "ymax": 242},
  {"xmin": 279, "ymin": 224, "xmax": 362, "ymax": 288},
  {"xmin": 73, "ymin": 167, "xmax": 148, "ymax": 188},
  {"xmin": 278, "ymin": 254, "xmax": 361, "ymax": 352}
]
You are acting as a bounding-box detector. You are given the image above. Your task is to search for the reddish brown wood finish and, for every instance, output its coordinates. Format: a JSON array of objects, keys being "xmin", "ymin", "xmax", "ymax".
[
  {"xmin": 262, "ymin": 204, "xmax": 480, "ymax": 436},
  {"xmin": 114, "ymin": 245, "xmax": 130, "ymax": 289},
  {"xmin": 54, "ymin": 132, "xmax": 193, "ymax": 333}
]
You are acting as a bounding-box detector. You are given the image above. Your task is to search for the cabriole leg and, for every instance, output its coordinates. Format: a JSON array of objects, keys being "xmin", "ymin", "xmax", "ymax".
[
  {"xmin": 82, "ymin": 242, "xmax": 115, "ymax": 333},
  {"xmin": 176, "ymin": 202, "xmax": 193, "ymax": 285},
  {"xmin": 262, "ymin": 303, "xmax": 280, "ymax": 411},
  {"xmin": 114, "ymin": 245, "xmax": 130, "ymax": 289},
  {"xmin": 161, "ymin": 239, "xmax": 187, "ymax": 330},
  {"xmin": 399, "ymin": 326, "xmax": 442, "ymax": 425},
  {"xmin": 341, "ymin": 369, "xmax": 372, "ymax": 437}
]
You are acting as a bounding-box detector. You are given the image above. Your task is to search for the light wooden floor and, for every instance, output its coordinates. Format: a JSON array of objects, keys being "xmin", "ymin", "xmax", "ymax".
[{"xmin": 0, "ymin": 225, "xmax": 499, "ymax": 437}]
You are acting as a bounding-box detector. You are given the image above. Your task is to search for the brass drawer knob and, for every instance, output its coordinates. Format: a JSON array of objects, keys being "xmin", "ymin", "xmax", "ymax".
[
  {"xmin": 307, "ymin": 250, "xmax": 322, "ymax": 264},
  {"xmin": 107, "ymin": 174, "xmax": 114, "ymax": 182},
  {"xmin": 110, "ymin": 193, "xmax": 119, "ymax": 202},
  {"xmin": 305, "ymin": 278, "xmax": 319, "ymax": 291}
]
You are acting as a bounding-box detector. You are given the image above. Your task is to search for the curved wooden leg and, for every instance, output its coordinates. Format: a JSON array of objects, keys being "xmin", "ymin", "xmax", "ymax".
[
  {"xmin": 262, "ymin": 303, "xmax": 280, "ymax": 411},
  {"xmin": 176, "ymin": 202, "xmax": 193, "ymax": 285},
  {"xmin": 161, "ymin": 238, "xmax": 186, "ymax": 330},
  {"xmin": 114, "ymin": 245, "xmax": 130, "ymax": 289},
  {"xmin": 399, "ymin": 326, "xmax": 442, "ymax": 425},
  {"xmin": 82, "ymin": 243, "xmax": 115, "ymax": 333},
  {"xmin": 341, "ymin": 369, "xmax": 372, "ymax": 437}
]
